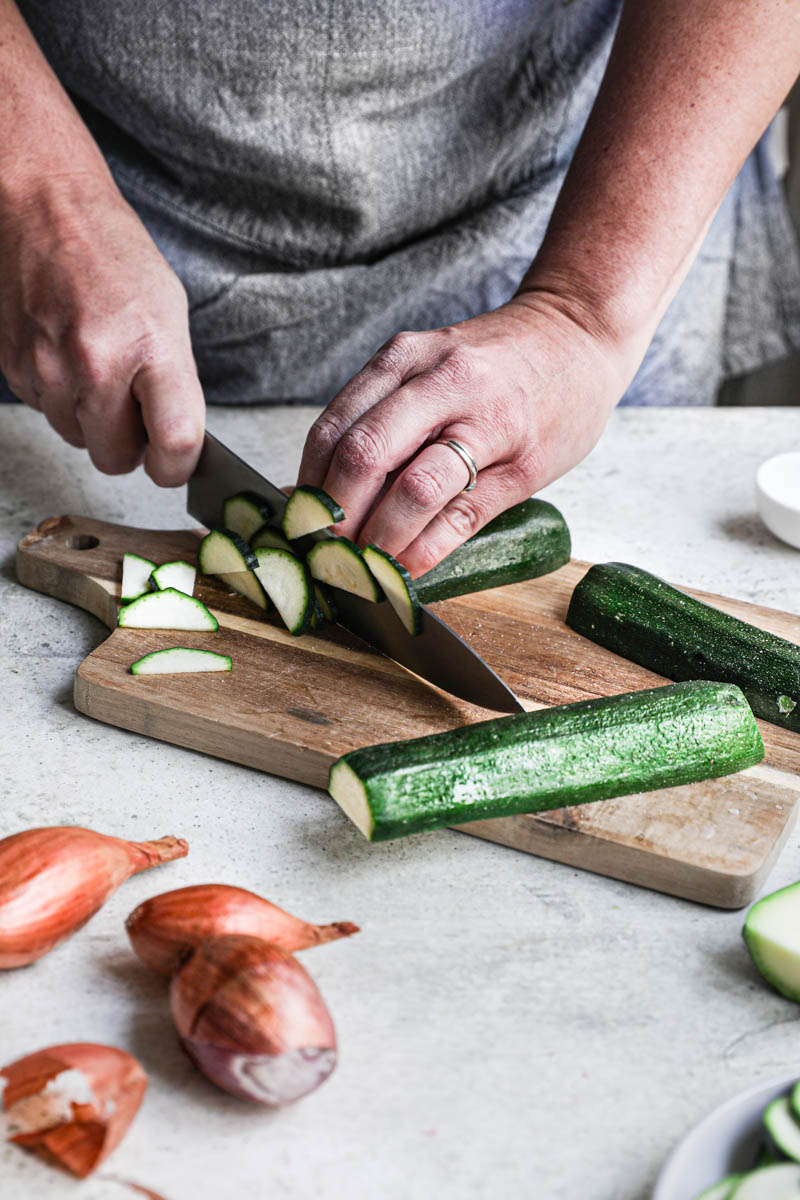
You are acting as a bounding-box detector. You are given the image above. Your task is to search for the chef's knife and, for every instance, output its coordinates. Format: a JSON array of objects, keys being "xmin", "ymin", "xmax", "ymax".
[{"xmin": 187, "ymin": 432, "xmax": 524, "ymax": 712}]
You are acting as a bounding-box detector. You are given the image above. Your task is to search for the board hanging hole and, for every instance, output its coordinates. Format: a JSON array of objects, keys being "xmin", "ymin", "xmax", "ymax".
[{"xmin": 67, "ymin": 535, "xmax": 100, "ymax": 550}]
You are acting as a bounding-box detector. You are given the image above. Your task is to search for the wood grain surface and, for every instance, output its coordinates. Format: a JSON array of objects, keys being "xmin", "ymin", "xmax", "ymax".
[{"xmin": 16, "ymin": 515, "xmax": 800, "ymax": 909}]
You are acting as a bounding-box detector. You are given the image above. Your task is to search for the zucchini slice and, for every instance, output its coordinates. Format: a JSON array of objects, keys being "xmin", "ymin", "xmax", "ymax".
[
  {"xmin": 150, "ymin": 560, "xmax": 197, "ymax": 596},
  {"xmin": 743, "ymin": 880, "xmax": 800, "ymax": 1002},
  {"xmin": 728, "ymin": 1164, "xmax": 800, "ymax": 1198},
  {"xmin": 198, "ymin": 528, "xmax": 270, "ymax": 611},
  {"xmin": 222, "ymin": 492, "xmax": 273, "ymax": 541},
  {"xmin": 694, "ymin": 1179, "xmax": 743, "ymax": 1200},
  {"xmin": 118, "ymin": 589, "xmax": 218, "ymax": 631},
  {"xmin": 282, "ymin": 486, "xmax": 344, "ymax": 540},
  {"xmin": 764, "ymin": 1098, "xmax": 800, "ymax": 1163},
  {"xmin": 363, "ymin": 545, "xmax": 421, "ymax": 635},
  {"xmin": 121, "ymin": 553, "xmax": 157, "ymax": 603},
  {"xmin": 415, "ymin": 498, "xmax": 570, "ymax": 604},
  {"xmin": 251, "ymin": 524, "xmax": 293, "ymax": 553},
  {"xmin": 306, "ymin": 538, "xmax": 381, "ymax": 601},
  {"xmin": 328, "ymin": 679, "xmax": 764, "ymax": 841},
  {"xmin": 314, "ymin": 582, "xmax": 337, "ymax": 623},
  {"xmin": 130, "ymin": 648, "xmax": 232, "ymax": 675},
  {"xmin": 253, "ymin": 547, "xmax": 314, "ymax": 636},
  {"xmin": 566, "ymin": 562, "xmax": 800, "ymax": 734}
]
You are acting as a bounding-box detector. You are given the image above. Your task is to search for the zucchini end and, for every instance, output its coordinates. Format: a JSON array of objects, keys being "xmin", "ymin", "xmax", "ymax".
[{"xmin": 328, "ymin": 760, "xmax": 374, "ymax": 840}]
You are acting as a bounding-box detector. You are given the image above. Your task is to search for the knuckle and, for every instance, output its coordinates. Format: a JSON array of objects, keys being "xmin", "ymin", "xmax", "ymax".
[
  {"xmin": 371, "ymin": 330, "xmax": 419, "ymax": 377},
  {"xmin": 398, "ymin": 464, "xmax": 447, "ymax": 511},
  {"xmin": 411, "ymin": 542, "xmax": 443, "ymax": 575},
  {"xmin": 441, "ymin": 497, "xmax": 484, "ymax": 540},
  {"xmin": 335, "ymin": 422, "xmax": 387, "ymax": 479},
  {"xmin": 306, "ymin": 415, "xmax": 344, "ymax": 459},
  {"xmin": 439, "ymin": 346, "xmax": 481, "ymax": 389},
  {"xmin": 510, "ymin": 441, "xmax": 547, "ymax": 490},
  {"xmin": 155, "ymin": 419, "xmax": 201, "ymax": 460}
]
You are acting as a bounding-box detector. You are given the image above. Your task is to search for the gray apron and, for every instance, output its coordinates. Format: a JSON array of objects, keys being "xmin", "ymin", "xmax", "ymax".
[{"xmin": 11, "ymin": 0, "xmax": 800, "ymax": 406}]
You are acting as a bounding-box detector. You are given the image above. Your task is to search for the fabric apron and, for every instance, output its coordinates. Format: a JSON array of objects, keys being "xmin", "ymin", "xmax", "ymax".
[{"xmin": 10, "ymin": 0, "xmax": 800, "ymax": 406}]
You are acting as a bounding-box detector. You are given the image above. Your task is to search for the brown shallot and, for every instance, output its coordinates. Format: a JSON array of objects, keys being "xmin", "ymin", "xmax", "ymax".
[
  {"xmin": 170, "ymin": 934, "xmax": 337, "ymax": 1105},
  {"xmin": 0, "ymin": 826, "xmax": 188, "ymax": 968},
  {"xmin": 0, "ymin": 1042, "xmax": 147, "ymax": 1177},
  {"xmin": 126, "ymin": 883, "xmax": 358, "ymax": 975}
]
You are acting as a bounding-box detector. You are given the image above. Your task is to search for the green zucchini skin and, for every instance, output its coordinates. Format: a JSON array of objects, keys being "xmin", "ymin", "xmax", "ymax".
[
  {"xmin": 328, "ymin": 680, "xmax": 764, "ymax": 841},
  {"xmin": 414, "ymin": 498, "xmax": 570, "ymax": 604},
  {"xmin": 566, "ymin": 562, "xmax": 800, "ymax": 733}
]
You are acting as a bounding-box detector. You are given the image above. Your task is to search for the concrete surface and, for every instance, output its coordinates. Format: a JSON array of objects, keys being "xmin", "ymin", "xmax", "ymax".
[{"xmin": 1, "ymin": 404, "xmax": 800, "ymax": 1200}]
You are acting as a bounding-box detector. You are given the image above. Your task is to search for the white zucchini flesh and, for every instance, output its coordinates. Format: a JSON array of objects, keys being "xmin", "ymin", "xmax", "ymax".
[
  {"xmin": 362, "ymin": 545, "xmax": 420, "ymax": 635},
  {"xmin": 222, "ymin": 492, "xmax": 273, "ymax": 541},
  {"xmin": 694, "ymin": 1179, "xmax": 743, "ymax": 1200},
  {"xmin": 118, "ymin": 588, "xmax": 218, "ymax": 631},
  {"xmin": 306, "ymin": 539, "xmax": 381, "ymax": 601},
  {"xmin": 282, "ymin": 486, "xmax": 344, "ymax": 540},
  {"xmin": 198, "ymin": 528, "xmax": 257, "ymax": 574},
  {"xmin": 253, "ymin": 547, "xmax": 313, "ymax": 635},
  {"xmin": 250, "ymin": 524, "xmax": 293, "ymax": 553},
  {"xmin": 130, "ymin": 648, "xmax": 232, "ymax": 675},
  {"xmin": 121, "ymin": 553, "xmax": 156, "ymax": 603},
  {"xmin": 765, "ymin": 1099, "xmax": 800, "ymax": 1163},
  {"xmin": 729, "ymin": 1164, "xmax": 800, "ymax": 1198},
  {"xmin": 150, "ymin": 560, "xmax": 196, "ymax": 595},
  {"xmin": 743, "ymin": 880, "xmax": 800, "ymax": 1001},
  {"xmin": 217, "ymin": 570, "xmax": 270, "ymax": 611}
]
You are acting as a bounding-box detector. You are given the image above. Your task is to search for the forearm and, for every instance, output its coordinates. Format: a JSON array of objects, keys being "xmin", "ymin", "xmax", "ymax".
[{"xmin": 520, "ymin": 0, "xmax": 800, "ymax": 357}]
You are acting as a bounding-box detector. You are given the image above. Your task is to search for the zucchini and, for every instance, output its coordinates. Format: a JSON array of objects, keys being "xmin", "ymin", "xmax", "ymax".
[
  {"xmin": 566, "ymin": 562, "xmax": 800, "ymax": 733},
  {"xmin": 306, "ymin": 538, "xmax": 381, "ymax": 601},
  {"xmin": 328, "ymin": 679, "xmax": 764, "ymax": 842},
  {"xmin": 118, "ymin": 589, "xmax": 218, "ymax": 631},
  {"xmin": 130, "ymin": 648, "xmax": 232, "ymax": 675},
  {"xmin": 251, "ymin": 524, "xmax": 293, "ymax": 554},
  {"xmin": 253, "ymin": 547, "xmax": 314, "ymax": 636},
  {"xmin": 314, "ymin": 582, "xmax": 336, "ymax": 623},
  {"xmin": 362, "ymin": 546, "xmax": 421, "ymax": 635},
  {"xmin": 694, "ymin": 1180, "xmax": 743, "ymax": 1200},
  {"xmin": 198, "ymin": 528, "xmax": 270, "ymax": 611},
  {"xmin": 764, "ymin": 1099, "xmax": 800, "ymax": 1163},
  {"xmin": 729, "ymin": 1164, "xmax": 800, "ymax": 1198},
  {"xmin": 222, "ymin": 492, "xmax": 273, "ymax": 541},
  {"xmin": 121, "ymin": 553, "xmax": 156, "ymax": 603},
  {"xmin": 149, "ymin": 560, "xmax": 196, "ymax": 596},
  {"xmin": 414, "ymin": 498, "xmax": 570, "ymax": 604},
  {"xmin": 743, "ymin": 880, "xmax": 800, "ymax": 1002},
  {"xmin": 283, "ymin": 486, "xmax": 344, "ymax": 540}
]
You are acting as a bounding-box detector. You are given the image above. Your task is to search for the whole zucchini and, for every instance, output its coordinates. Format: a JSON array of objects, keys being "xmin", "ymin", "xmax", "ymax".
[
  {"xmin": 566, "ymin": 562, "xmax": 800, "ymax": 733},
  {"xmin": 328, "ymin": 680, "xmax": 764, "ymax": 841},
  {"xmin": 414, "ymin": 498, "xmax": 570, "ymax": 603}
]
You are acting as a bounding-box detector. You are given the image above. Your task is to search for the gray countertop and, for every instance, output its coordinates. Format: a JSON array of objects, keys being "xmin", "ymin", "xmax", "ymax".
[{"xmin": 2, "ymin": 404, "xmax": 800, "ymax": 1200}]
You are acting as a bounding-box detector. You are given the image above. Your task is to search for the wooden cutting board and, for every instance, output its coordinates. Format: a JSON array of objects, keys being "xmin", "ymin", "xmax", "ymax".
[{"xmin": 16, "ymin": 515, "xmax": 800, "ymax": 909}]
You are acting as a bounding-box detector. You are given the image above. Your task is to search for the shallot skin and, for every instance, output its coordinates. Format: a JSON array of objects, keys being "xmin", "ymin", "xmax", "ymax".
[
  {"xmin": 0, "ymin": 826, "xmax": 188, "ymax": 968},
  {"xmin": 170, "ymin": 934, "xmax": 337, "ymax": 1106},
  {"xmin": 126, "ymin": 883, "xmax": 359, "ymax": 975}
]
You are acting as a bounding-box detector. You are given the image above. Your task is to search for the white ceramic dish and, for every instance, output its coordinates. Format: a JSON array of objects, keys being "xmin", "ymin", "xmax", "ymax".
[
  {"xmin": 756, "ymin": 452, "xmax": 800, "ymax": 550},
  {"xmin": 653, "ymin": 1071, "xmax": 800, "ymax": 1200}
]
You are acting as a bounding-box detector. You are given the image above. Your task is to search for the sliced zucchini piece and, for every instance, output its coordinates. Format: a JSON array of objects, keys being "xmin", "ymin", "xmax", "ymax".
[
  {"xmin": 363, "ymin": 545, "xmax": 421, "ymax": 635},
  {"xmin": 282, "ymin": 485, "xmax": 344, "ymax": 540},
  {"xmin": 222, "ymin": 492, "xmax": 273, "ymax": 541},
  {"xmin": 149, "ymin": 560, "xmax": 196, "ymax": 596},
  {"xmin": 328, "ymin": 679, "xmax": 764, "ymax": 842},
  {"xmin": 306, "ymin": 538, "xmax": 381, "ymax": 601},
  {"xmin": 253, "ymin": 547, "xmax": 314, "ymax": 636},
  {"xmin": 764, "ymin": 1098, "xmax": 800, "ymax": 1163},
  {"xmin": 250, "ymin": 524, "xmax": 293, "ymax": 553},
  {"xmin": 729, "ymin": 1164, "xmax": 800, "ymax": 1198},
  {"xmin": 130, "ymin": 648, "xmax": 232, "ymax": 675},
  {"xmin": 743, "ymin": 880, "xmax": 800, "ymax": 1002},
  {"xmin": 694, "ymin": 1179, "xmax": 744, "ymax": 1200},
  {"xmin": 314, "ymin": 582, "xmax": 337, "ymax": 623},
  {"xmin": 118, "ymin": 589, "xmax": 218, "ymax": 631},
  {"xmin": 121, "ymin": 553, "xmax": 157, "ymax": 603},
  {"xmin": 197, "ymin": 528, "xmax": 270, "ymax": 611}
]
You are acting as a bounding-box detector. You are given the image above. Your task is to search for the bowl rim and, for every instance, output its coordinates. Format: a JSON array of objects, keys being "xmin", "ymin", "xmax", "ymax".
[{"xmin": 756, "ymin": 452, "xmax": 800, "ymax": 512}]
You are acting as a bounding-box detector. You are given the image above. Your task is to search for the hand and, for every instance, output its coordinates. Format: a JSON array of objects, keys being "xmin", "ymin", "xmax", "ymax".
[
  {"xmin": 297, "ymin": 295, "xmax": 632, "ymax": 576},
  {"xmin": 0, "ymin": 173, "xmax": 205, "ymax": 485}
]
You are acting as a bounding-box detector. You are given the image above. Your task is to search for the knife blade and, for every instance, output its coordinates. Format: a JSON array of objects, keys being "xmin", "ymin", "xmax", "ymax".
[{"xmin": 187, "ymin": 432, "xmax": 524, "ymax": 712}]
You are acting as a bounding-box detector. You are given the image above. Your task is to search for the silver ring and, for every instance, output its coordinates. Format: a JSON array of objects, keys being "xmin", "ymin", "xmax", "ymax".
[{"xmin": 443, "ymin": 438, "xmax": 478, "ymax": 492}]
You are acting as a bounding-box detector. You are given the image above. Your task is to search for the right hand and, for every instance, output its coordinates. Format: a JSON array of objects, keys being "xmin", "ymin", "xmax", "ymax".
[{"xmin": 0, "ymin": 173, "xmax": 205, "ymax": 485}]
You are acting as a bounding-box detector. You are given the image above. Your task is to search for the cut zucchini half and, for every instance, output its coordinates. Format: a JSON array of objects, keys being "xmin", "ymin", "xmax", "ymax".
[
  {"xmin": 217, "ymin": 570, "xmax": 270, "ymax": 611},
  {"xmin": 198, "ymin": 528, "xmax": 270, "ymax": 610},
  {"xmin": 121, "ymin": 553, "xmax": 157, "ymax": 603},
  {"xmin": 306, "ymin": 538, "xmax": 381, "ymax": 601},
  {"xmin": 764, "ymin": 1098, "xmax": 800, "ymax": 1163},
  {"xmin": 282, "ymin": 486, "xmax": 344, "ymax": 540},
  {"xmin": 694, "ymin": 1179, "xmax": 743, "ymax": 1200},
  {"xmin": 222, "ymin": 492, "xmax": 273, "ymax": 541},
  {"xmin": 743, "ymin": 880, "xmax": 800, "ymax": 1002},
  {"xmin": 729, "ymin": 1164, "xmax": 800, "ymax": 1198},
  {"xmin": 250, "ymin": 524, "xmax": 293, "ymax": 553},
  {"xmin": 149, "ymin": 560, "xmax": 196, "ymax": 596},
  {"xmin": 118, "ymin": 589, "xmax": 218, "ymax": 631},
  {"xmin": 363, "ymin": 545, "xmax": 421, "ymax": 635},
  {"xmin": 253, "ymin": 547, "xmax": 314, "ymax": 636},
  {"xmin": 130, "ymin": 648, "xmax": 232, "ymax": 675}
]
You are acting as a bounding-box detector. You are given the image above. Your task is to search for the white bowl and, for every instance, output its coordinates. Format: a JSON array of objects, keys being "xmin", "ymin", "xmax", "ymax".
[
  {"xmin": 756, "ymin": 452, "xmax": 800, "ymax": 549},
  {"xmin": 653, "ymin": 1070, "xmax": 800, "ymax": 1200}
]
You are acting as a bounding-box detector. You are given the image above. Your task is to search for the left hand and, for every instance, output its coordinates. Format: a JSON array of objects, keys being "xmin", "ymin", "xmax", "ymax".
[{"xmin": 296, "ymin": 295, "xmax": 630, "ymax": 576}]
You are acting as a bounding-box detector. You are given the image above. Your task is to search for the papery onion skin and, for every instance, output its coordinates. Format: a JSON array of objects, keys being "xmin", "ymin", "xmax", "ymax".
[
  {"xmin": 126, "ymin": 883, "xmax": 359, "ymax": 975},
  {"xmin": 170, "ymin": 934, "xmax": 337, "ymax": 1105},
  {"xmin": 1, "ymin": 1042, "xmax": 147, "ymax": 1178},
  {"xmin": 0, "ymin": 826, "xmax": 188, "ymax": 968}
]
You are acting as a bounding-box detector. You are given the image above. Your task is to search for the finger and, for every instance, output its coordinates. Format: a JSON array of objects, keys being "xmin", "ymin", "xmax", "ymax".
[
  {"xmin": 358, "ymin": 435, "xmax": 490, "ymax": 557},
  {"xmin": 397, "ymin": 464, "xmax": 526, "ymax": 578},
  {"xmin": 134, "ymin": 360, "xmax": 205, "ymax": 487},
  {"xmin": 42, "ymin": 396, "xmax": 87, "ymax": 449},
  {"xmin": 297, "ymin": 332, "xmax": 439, "ymax": 487},
  {"xmin": 76, "ymin": 386, "xmax": 148, "ymax": 474}
]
